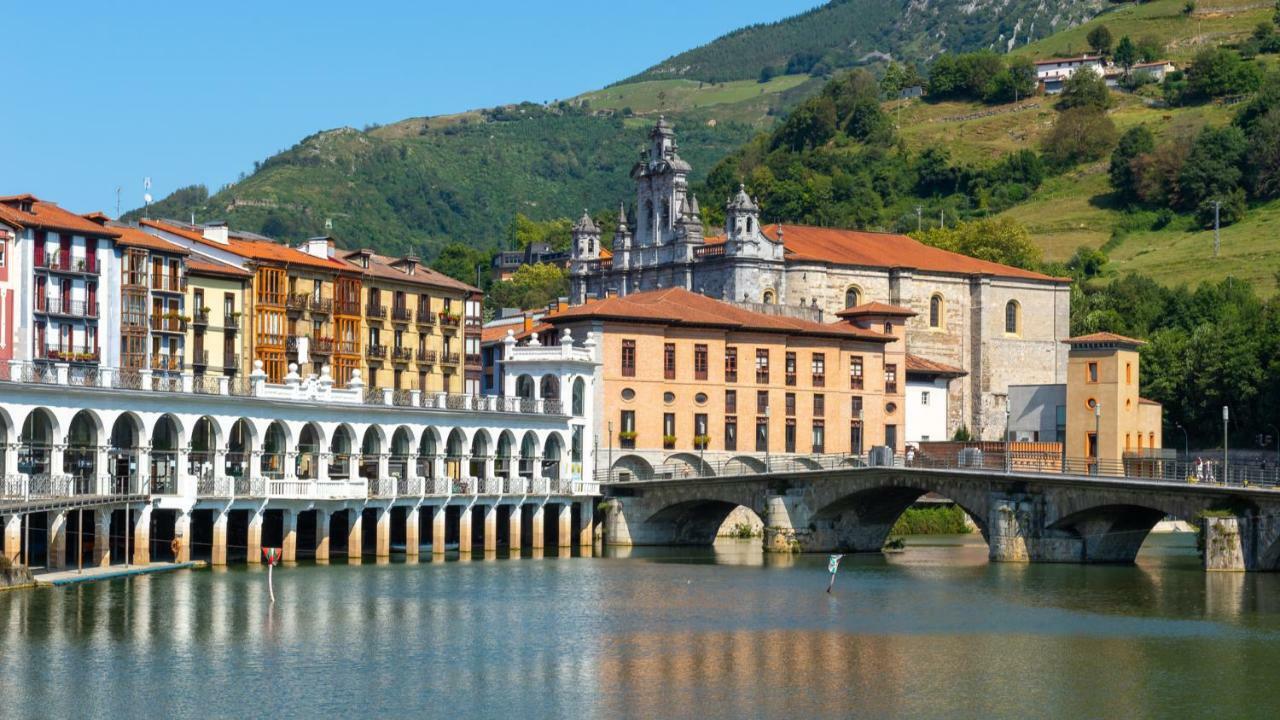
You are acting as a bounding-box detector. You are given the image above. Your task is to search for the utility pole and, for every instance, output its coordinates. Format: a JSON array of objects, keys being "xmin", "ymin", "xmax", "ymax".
[
  {"xmin": 115, "ymin": 187, "xmax": 122, "ymax": 218},
  {"xmin": 1093, "ymin": 401, "xmax": 1101, "ymax": 476},
  {"xmin": 1223, "ymin": 405, "xmax": 1230, "ymax": 483},
  {"xmin": 1213, "ymin": 200, "xmax": 1222, "ymax": 257}
]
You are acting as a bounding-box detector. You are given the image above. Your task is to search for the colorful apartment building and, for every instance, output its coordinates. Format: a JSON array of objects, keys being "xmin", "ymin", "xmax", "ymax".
[{"xmin": 522, "ymin": 288, "xmax": 906, "ymax": 476}]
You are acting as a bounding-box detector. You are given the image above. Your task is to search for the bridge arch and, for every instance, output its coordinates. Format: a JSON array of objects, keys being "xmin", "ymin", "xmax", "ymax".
[
  {"xmin": 643, "ymin": 500, "xmax": 765, "ymax": 546},
  {"xmin": 808, "ymin": 482, "xmax": 989, "ymax": 554},
  {"xmin": 662, "ymin": 452, "xmax": 714, "ymax": 479},
  {"xmin": 1044, "ymin": 503, "xmax": 1179, "ymax": 565},
  {"xmin": 609, "ymin": 454, "xmax": 653, "ymax": 482},
  {"xmin": 723, "ymin": 455, "xmax": 766, "ymax": 475}
]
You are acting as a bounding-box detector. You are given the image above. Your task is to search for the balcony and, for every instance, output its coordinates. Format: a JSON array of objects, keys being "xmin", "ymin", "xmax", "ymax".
[
  {"xmin": 335, "ymin": 300, "xmax": 360, "ymax": 316},
  {"xmin": 224, "ymin": 353, "xmax": 241, "ymax": 370},
  {"xmin": 309, "ymin": 297, "xmax": 332, "ymax": 315},
  {"xmin": 151, "ymin": 274, "xmax": 186, "ymax": 294},
  {"xmin": 441, "ymin": 351, "xmax": 461, "ymax": 365},
  {"xmin": 885, "ymin": 382, "xmax": 898, "ymax": 394},
  {"xmin": 439, "ymin": 313, "xmax": 460, "ymax": 330},
  {"xmin": 465, "ymin": 353, "xmax": 481, "ymax": 367},
  {"xmin": 366, "ymin": 304, "xmax": 387, "ymax": 320},
  {"xmin": 312, "ymin": 336, "xmax": 335, "ymax": 355},
  {"xmin": 150, "ymin": 314, "xmax": 188, "ymax": 333},
  {"xmin": 192, "ymin": 309, "xmax": 210, "ymax": 327},
  {"xmin": 416, "ymin": 348, "xmax": 436, "ymax": 364},
  {"xmin": 258, "ymin": 333, "xmax": 285, "ymax": 347},
  {"xmin": 392, "ymin": 347, "xmax": 413, "ymax": 363},
  {"xmin": 286, "ymin": 293, "xmax": 309, "ymax": 313},
  {"xmin": 36, "ymin": 346, "xmax": 99, "ymax": 363},
  {"xmin": 415, "ymin": 309, "xmax": 436, "ymax": 326},
  {"xmin": 192, "ymin": 349, "xmax": 209, "ymax": 367},
  {"xmin": 36, "ymin": 297, "xmax": 99, "ymax": 319},
  {"xmin": 151, "ymin": 355, "xmax": 183, "ymax": 372},
  {"xmin": 35, "ymin": 253, "xmax": 98, "ymax": 275},
  {"xmin": 123, "ymin": 270, "xmax": 147, "ymax": 288},
  {"xmin": 337, "ymin": 340, "xmax": 358, "ymax": 355},
  {"xmin": 257, "ymin": 291, "xmax": 286, "ymax": 307},
  {"xmin": 224, "ymin": 313, "xmax": 241, "ymax": 332},
  {"xmin": 286, "ymin": 336, "xmax": 300, "ymax": 354},
  {"xmin": 122, "ymin": 311, "xmax": 147, "ymax": 330},
  {"xmin": 366, "ymin": 344, "xmax": 386, "ymax": 360},
  {"xmin": 391, "ymin": 306, "xmax": 411, "ymax": 323}
]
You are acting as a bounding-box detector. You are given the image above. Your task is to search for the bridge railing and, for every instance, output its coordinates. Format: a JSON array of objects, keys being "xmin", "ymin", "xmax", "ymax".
[{"xmin": 602, "ymin": 449, "xmax": 1280, "ymax": 490}]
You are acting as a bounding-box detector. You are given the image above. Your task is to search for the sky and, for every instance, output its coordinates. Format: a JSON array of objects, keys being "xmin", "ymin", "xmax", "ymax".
[{"xmin": 3, "ymin": 0, "xmax": 819, "ymax": 216}]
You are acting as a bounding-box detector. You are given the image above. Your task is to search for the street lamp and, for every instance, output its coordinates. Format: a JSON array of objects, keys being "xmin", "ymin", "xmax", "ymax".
[
  {"xmin": 764, "ymin": 404, "xmax": 771, "ymax": 471},
  {"xmin": 1174, "ymin": 423, "xmax": 1189, "ymax": 460},
  {"xmin": 1004, "ymin": 407, "xmax": 1012, "ymax": 474},
  {"xmin": 1223, "ymin": 405, "xmax": 1230, "ymax": 483},
  {"xmin": 1093, "ymin": 400, "xmax": 1101, "ymax": 476}
]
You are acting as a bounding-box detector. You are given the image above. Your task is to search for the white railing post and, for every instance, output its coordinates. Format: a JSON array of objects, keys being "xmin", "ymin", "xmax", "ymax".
[
  {"xmin": 55, "ymin": 362, "xmax": 70, "ymax": 385},
  {"xmin": 181, "ymin": 370, "xmax": 195, "ymax": 394},
  {"xmin": 382, "ymin": 388, "xmax": 394, "ymax": 406}
]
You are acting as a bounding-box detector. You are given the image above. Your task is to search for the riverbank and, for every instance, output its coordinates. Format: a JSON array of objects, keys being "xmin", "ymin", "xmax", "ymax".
[
  {"xmin": 0, "ymin": 564, "xmax": 35, "ymax": 591},
  {"xmin": 890, "ymin": 505, "xmax": 974, "ymax": 536},
  {"xmin": 33, "ymin": 561, "xmax": 205, "ymax": 588}
]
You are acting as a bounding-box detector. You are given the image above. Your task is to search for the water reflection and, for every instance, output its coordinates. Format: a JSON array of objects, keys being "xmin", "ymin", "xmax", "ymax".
[{"xmin": 1, "ymin": 534, "xmax": 1278, "ymax": 718}]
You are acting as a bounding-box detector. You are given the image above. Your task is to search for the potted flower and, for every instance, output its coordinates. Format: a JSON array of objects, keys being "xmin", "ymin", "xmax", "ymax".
[
  {"xmin": 618, "ymin": 430, "xmax": 637, "ymax": 448},
  {"xmin": 663, "ymin": 434, "xmax": 677, "ymax": 449},
  {"xmin": 694, "ymin": 434, "xmax": 711, "ymax": 450}
]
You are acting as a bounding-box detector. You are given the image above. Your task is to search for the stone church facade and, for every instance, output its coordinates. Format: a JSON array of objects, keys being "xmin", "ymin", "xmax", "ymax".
[{"xmin": 569, "ymin": 119, "xmax": 1071, "ymax": 440}]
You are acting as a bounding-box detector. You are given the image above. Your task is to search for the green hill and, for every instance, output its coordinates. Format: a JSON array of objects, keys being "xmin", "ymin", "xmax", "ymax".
[
  {"xmin": 626, "ymin": 0, "xmax": 1104, "ymax": 84},
  {"xmin": 128, "ymin": 0, "xmax": 1106, "ymax": 262}
]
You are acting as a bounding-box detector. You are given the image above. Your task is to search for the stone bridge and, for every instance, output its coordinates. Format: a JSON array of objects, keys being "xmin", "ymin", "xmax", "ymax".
[{"xmin": 601, "ymin": 467, "xmax": 1280, "ymax": 571}]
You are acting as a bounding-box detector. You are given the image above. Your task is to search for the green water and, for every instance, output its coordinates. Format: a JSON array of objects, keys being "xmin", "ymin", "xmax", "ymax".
[{"xmin": 1, "ymin": 534, "xmax": 1278, "ymax": 719}]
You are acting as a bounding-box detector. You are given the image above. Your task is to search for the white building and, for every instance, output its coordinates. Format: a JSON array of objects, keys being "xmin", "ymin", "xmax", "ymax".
[
  {"xmin": 1034, "ymin": 55, "xmax": 1103, "ymax": 94},
  {"xmin": 905, "ymin": 354, "xmax": 967, "ymax": 444}
]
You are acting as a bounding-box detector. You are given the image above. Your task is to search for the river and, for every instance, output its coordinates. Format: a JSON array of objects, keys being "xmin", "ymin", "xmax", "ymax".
[{"xmin": 1, "ymin": 533, "xmax": 1278, "ymax": 719}]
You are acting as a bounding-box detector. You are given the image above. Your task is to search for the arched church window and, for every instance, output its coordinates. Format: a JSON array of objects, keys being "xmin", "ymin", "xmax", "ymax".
[
  {"xmin": 588, "ymin": 238, "xmax": 594, "ymax": 253},
  {"xmin": 661, "ymin": 199, "xmax": 670, "ymax": 228},
  {"xmin": 746, "ymin": 217, "xmax": 754, "ymax": 234},
  {"xmin": 929, "ymin": 294, "xmax": 943, "ymax": 329},
  {"xmin": 1005, "ymin": 300, "xmax": 1021, "ymax": 335},
  {"xmin": 762, "ymin": 290, "xmax": 776, "ymax": 305},
  {"xmin": 845, "ymin": 287, "xmax": 861, "ymax": 308}
]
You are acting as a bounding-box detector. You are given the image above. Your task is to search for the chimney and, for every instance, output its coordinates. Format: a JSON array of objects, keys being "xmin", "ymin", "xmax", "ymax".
[
  {"xmin": 523, "ymin": 314, "xmax": 533, "ymax": 335},
  {"xmin": 300, "ymin": 236, "xmax": 334, "ymax": 259},
  {"xmin": 202, "ymin": 221, "xmax": 230, "ymax": 245}
]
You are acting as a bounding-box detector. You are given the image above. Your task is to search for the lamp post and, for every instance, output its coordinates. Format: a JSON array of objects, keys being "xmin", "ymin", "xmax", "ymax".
[
  {"xmin": 764, "ymin": 405, "xmax": 771, "ymax": 471},
  {"xmin": 1004, "ymin": 407, "xmax": 1012, "ymax": 474},
  {"xmin": 1093, "ymin": 401, "xmax": 1101, "ymax": 476},
  {"xmin": 1174, "ymin": 423, "xmax": 1189, "ymax": 461},
  {"xmin": 607, "ymin": 420, "xmax": 613, "ymax": 483},
  {"xmin": 1222, "ymin": 405, "xmax": 1230, "ymax": 483},
  {"xmin": 1267, "ymin": 424, "xmax": 1280, "ymax": 477}
]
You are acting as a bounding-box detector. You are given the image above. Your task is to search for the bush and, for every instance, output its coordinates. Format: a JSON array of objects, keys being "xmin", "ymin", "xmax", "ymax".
[
  {"xmin": 1109, "ymin": 125, "xmax": 1155, "ymax": 201},
  {"xmin": 1057, "ymin": 69, "xmax": 1111, "ymax": 110},
  {"xmin": 890, "ymin": 505, "xmax": 974, "ymax": 535},
  {"xmin": 1042, "ymin": 107, "xmax": 1118, "ymax": 168},
  {"xmin": 1196, "ymin": 187, "xmax": 1247, "ymax": 227},
  {"xmin": 1184, "ymin": 48, "xmax": 1263, "ymax": 101}
]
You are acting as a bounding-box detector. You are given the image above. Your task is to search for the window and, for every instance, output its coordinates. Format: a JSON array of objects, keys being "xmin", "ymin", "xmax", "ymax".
[
  {"xmin": 664, "ymin": 343, "xmax": 676, "ymax": 379},
  {"xmin": 921, "ymin": 391, "xmax": 930, "ymax": 406},
  {"xmin": 725, "ymin": 417, "xmax": 738, "ymax": 451},
  {"xmin": 1005, "ymin": 300, "xmax": 1020, "ymax": 335},
  {"xmin": 725, "ymin": 347, "xmax": 738, "ymax": 382},
  {"xmin": 694, "ymin": 413, "xmax": 708, "ymax": 445},
  {"xmin": 762, "ymin": 290, "xmax": 775, "ymax": 305},
  {"xmin": 621, "ymin": 410, "xmax": 636, "ymax": 448},
  {"xmin": 785, "ymin": 352, "xmax": 797, "ymax": 386},
  {"xmin": 621, "ymin": 339, "xmax": 636, "ymax": 377},
  {"xmin": 694, "ymin": 344, "xmax": 708, "ymax": 380},
  {"xmin": 1125, "ymin": 362, "xmax": 1132, "ymax": 385},
  {"xmin": 850, "ymin": 356, "xmax": 864, "ymax": 390},
  {"xmin": 845, "ymin": 286, "xmax": 861, "ymax": 308},
  {"xmin": 725, "ymin": 389, "xmax": 737, "ymax": 413},
  {"xmin": 755, "ymin": 417, "xmax": 769, "ymax": 452},
  {"xmin": 1087, "ymin": 362, "xmax": 1098, "ymax": 383},
  {"xmin": 0, "ymin": 237, "xmax": 6, "ymax": 267},
  {"xmin": 929, "ymin": 294, "xmax": 943, "ymax": 329},
  {"xmin": 785, "ymin": 419, "xmax": 796, "ymax": 453},
  {"xmin": 852, "ymin": 396, "xmax": 863, "ymax": 419},
  {"xmin": 785, "ymin": 393, "xmax": 796, "ymax": 416},
  {"xmin": 885, "ymin": 364, "xmax": 898, "ymax": 394},
  {"xmin": 663, "ymin": 413, "xmax": 676, "ymax": 448},
  {"xmin": 811, "ymin": 421, "xmax": 825, "ymax": 454},
  {"xmin": 850, "ymin": 420, "xmax": 863, "ymax": 455},
  {"xmin": 885, "ymin": 424, "xmax": 898, "ymax": 452},
  {"xmin": 757, "ymin": 390, "xmax": 770, "ymax": 414},
  {"xmin": 811, "ymin": 353, "xmax": 825, "ymax": 387},
  {"xmin": 755, "ymin": 349, "xmax": 769, "ymax": 383},
  {"xmin": 814, "ymin": 394, "xmax": 825, "ymax": 417}
]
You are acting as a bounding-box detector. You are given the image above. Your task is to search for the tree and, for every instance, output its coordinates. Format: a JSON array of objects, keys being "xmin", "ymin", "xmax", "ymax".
[
  {"xmin": 772, "ymin": 96, "xmax": 838, "ymax": 151},
  {"xmin": 1041, "ymin": 107, "xmax": 1118, "ymax": 168},
  {"xmin": 880, "ymin": 62, "xmax": 922, "ymax": 96},
  {"xmin": 985, "ymin": 57, "xmax": 1037, "ymax": 103},
  {"xmin": 1196, "ymin": 187, "xmax": 1247, "ymax": 228},
  {"xmin": 1185, "ymin": 48, "xmax": 1263, "ymax": 100},
  {"xmin": 488, "ymin": 263, "xmax": 568, "ymax": 310},
  {"xmin": 433, "ymin": 242, "xmax": 491, "ymax": 287},
  {"xmin": 1109, "ymin": 125, "xmax": 1156, "ymax": 201},
  {"xmin": 1245, "ymin": 108, "xmax": 1280, "ymax": 198},
  {"xmin": 1114, "ymin": 36, "xmax": 1138, "ymax": 74},
  {"xmin": 1136, "ymin": 35, "xmax": 1165, "ymax": 63},
  {"xmin": 1057, "ymin": 68, "xmax": 1110, "ymax": 110},
  {"xmin": 912, "ymin": 216, "xmax": 1043, "ymax": 270},
  {"xmin": 1178, "ymin": 125, "xmax": 1248, "ymax": 210},
  {"xmin": 1087, "ymin": 25, "xmax": 1114, "ymax": 56}
]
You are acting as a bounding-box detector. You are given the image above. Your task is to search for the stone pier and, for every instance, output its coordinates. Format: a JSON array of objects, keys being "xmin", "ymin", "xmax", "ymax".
[
  {"xmin": 458, "ymin": 505, "xmax": 473, "ymax": 555},
  {"xmin": 405, "ymin": 507, "xmax": 420, "ymax": 557},
  {"xmin": 5, "ymin": 514, "xmax": 22, "ymax": 563},
  {"xmin": 48, "ymin": 511, "xmax": 67, "ymax": 569},
  {"xmin": 246, "ymin": 510, "xmax": 263, "ymax": 564},
  {"xmin": 132, "ymin": 505, "xmax": 151, "ymax": 565},
  {"xmin": 509, "ymin": 505, "xmax": 522, "ymax": 554},
  {"xmin": 315, "ymin": 510, "xmax": 331, "ymax": 562},
  {"xmin": 375, "ymin": 508, "xmax": 391, "ymax": 558},
  {"xmin": 432, "ymin": 505, "xmax": 446, "ymax": 555},
  {"xmin": 175, "ymin": 512, "xmax": 192, "ymax": 563},
  {"xmin": 484, "ymin": 505, "xmax": 498, "ymax": 552},
  {"xmin": 212, "ymin": 511, "xmax": 228, "ymax": 566},
  {"xmin": 281, "ymin": 510, "xmax": 298, "ymax": 563},
  {"xmin": 348, "ymin": 509, "xmax": 363, "ymax": 559},
  {"xmin": 531, "ymin": 505, "xmax": 545, "ymax": 550},
  {"xmin": 578, "ymin": 501, "xmax": 593, "ymax": 548},
  {"xmin": 94, "ymin": 509, "xmax": 111, "ymax": 566},
  {"xmin": 558, "ymin": 503, "xmax": 572, "ymax": 549}
]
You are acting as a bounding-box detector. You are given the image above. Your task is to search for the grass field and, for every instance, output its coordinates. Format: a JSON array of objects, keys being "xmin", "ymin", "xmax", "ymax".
[
  {"xmin": 1015, "ymin": 0, "xmax": 1269, "ymax": 63},
  {"xmin": 579, "ymin": 75, "xmax": 811, "ymax": 114}
]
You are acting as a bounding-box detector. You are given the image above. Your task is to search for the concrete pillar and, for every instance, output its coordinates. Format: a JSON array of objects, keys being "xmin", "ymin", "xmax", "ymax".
[
  {"xmin": 458, "ymin": 504, "xmax": 473, "ymax": 554},
  {"xmin": 577, "ymin": 501, "xmax": 593, "ymax": 548},
  {"xmin": 348, "ymin": 508, "xmax": 363, "ymax": 559},
  {"xmin": 281, "ymin": 510, "xmax": 298, "ymax": 563},
  {"xmin": 558, "ymin": 503, "xmax": 572, "ymax": 549},
  {"xmin": 432, "ymin": 505, "xmax": 446, "ymax": 555},
  {"xmin": 1204, "ymin": 517, "xmax": 1247, "ymax": 571},
  {"xmin": 212, "ymin": 511, "xmax": 228, "ymax": 566},
  {"xmin": 484, "ymin": 504, "xmax": 498, "ymax": 552},
  {"xmin": 315, "ymin": 510, "xmax": 331, "ymax": 562},
  {"xmin": 246, "ymin": 510, "xmax": 263, "ymax": 564},
  {"xmin": 4, "ymin": 513, "xmax": 23, "ymax": 564},
  {"xmin": 48, "ymin": 511, "xmax": 67, "ymax": 569},
  {"xmin": 375, "ymin": 506, "xmax": 391, "ymax": 558},
  {"xmin": 174, "ymin": 512, "xmax": 192, "ymax": 563},
  {"xmin": 508, "ymin": 503, "xmax": 523, "ymax": 555},
  {"xmin": 531, "ymin": 505, "xmax": 545, "ymax": 550},
  {"xmin": 406, "ymin": 506, "xmax": 421, "ymax": 557},
  {"xmin": 132, "ymin": 505, "xmax": 151, "ymax": 565},
  {"xmin": 94, "ymin": 509, "xmax": 111, "ymax": 566}
]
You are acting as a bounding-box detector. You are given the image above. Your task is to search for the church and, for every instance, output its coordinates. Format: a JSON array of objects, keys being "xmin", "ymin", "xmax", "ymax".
[{"xmin": 569, "ymin": 118, "xmax": 1072, "ymax": 441}]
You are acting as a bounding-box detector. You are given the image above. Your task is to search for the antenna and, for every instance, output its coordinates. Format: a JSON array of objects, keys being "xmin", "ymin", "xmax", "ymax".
[
  {"xmin": 143, "ymin": 177, "xmax": 153, "ymax": 219},
  {"xmin": 115, "ymin": 187, "xmax": 122, "ymax": 218}
]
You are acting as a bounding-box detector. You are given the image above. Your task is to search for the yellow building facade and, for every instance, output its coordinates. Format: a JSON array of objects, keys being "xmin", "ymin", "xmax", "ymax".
[{"xmin": 1064, "ymin": 332, "xmax": 1163, "ymax": 469}]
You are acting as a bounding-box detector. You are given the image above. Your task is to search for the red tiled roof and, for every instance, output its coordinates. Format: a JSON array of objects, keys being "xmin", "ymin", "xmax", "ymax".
[
  {"xmin": 835, "ymin": 301, "xmax": 917, "ymax": 318},
  {"xmin": 769, "ymin": 224, "xmax": 1064, "ymax": 282},
  {"xmin": 1139, "ymin": 397, "xmax": 1161, "ymax": 407},
  {"xmin": 110, "ymin": 223, "xmax": 189, "ymax": 254},
  {"xmin": 0, "ymin": 195, "xmax": 121, "ymax": 238},
  {"xmin": 1033, "ymin": 54, "xmax": 1102, "ymax": 66},
  {"xmin": 906, "ymin": 353, "xmax": 967, "ymax": 377},
  {"xmin": 141, "ymin": 219, "xmax": 351, "ymax": 272},
  {"xmin": 341, "ymin": 250, "xmax": 479, "ymax": 293},
  {"xmin": 188, "ymin": 257, "xmax": 252, "ymax": 279},
  {"xmin": 546, "ymin": 288, "xmax": 895, "ymax": 342},
  {"xmin": 1063, "ymin": 332, "xmax": 1146, "ymax": 347}
]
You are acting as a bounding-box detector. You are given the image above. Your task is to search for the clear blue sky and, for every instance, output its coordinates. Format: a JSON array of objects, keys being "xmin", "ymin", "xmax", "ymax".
[{"xmin": 4, "ymin": 0, "xmax": 818, "ymax": 216}]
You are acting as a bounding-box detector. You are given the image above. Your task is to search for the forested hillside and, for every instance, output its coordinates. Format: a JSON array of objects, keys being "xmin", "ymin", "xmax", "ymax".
[{"xmin": 626, "ymin": 0, "xmax": 1104, "ymax": 84}]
